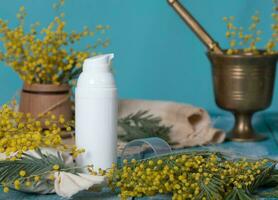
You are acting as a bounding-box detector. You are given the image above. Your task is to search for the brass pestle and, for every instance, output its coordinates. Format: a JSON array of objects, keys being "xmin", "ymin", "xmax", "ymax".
[{"xmin": 167, "ymin": 0, "xmax": 223, "ymax": 54}]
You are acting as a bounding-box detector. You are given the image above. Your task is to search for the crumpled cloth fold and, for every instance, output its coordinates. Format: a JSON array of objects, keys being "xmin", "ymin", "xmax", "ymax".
[
  {"xmin": 54, "ymin": 172, "xmax": 105, "ymax": 198},
  {"xmin": 118, "ymin": 99, "xmax": 225, "ymax": 148}
]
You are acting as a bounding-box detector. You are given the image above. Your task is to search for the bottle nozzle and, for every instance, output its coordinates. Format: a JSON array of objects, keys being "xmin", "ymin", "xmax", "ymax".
[
  {"xmin": 107, "ymin": 53, "xmax": 114, "ymax": 62},
  {"xmin": 83, "ymin": 53, "xmax": 114, "ymax": 73}
]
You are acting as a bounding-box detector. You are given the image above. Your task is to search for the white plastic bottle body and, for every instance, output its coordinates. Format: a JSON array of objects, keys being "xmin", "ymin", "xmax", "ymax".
[
  {"xmin": 75, "ymin": 88, "xmax": 117, "ymax": 170},
  {"xmin": 75, "ymin": 53, "xmax": 117, "ymax": 171}
]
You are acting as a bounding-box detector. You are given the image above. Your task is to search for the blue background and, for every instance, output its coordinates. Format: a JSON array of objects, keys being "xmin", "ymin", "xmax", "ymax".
[{"xmin": 0, "ymin": 0, "xmax": 277, "ymax": 113}]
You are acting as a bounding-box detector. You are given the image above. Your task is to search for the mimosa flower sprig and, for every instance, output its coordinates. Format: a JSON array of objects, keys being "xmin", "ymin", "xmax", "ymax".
[
  {"xmin": 0, "ymin": 3, "xmax": 110, "ymax": 84},
  {"xmin": 0, "ymin": 101, "xmax": 169, "ymax": 158},
  {"xmin": 2, "ymin": 148, "xmax": 278, "ymax": 200},
  {"xmin": 223, "ymin": 0, "xmax": 278, "ymax": 55},
  {"xmin": 0, "ymin": 102, "xmax": 84, "ymax": 158},
  {"xmin": 107, "ymin": 151, "xmax": 278, "ymax": 200}
]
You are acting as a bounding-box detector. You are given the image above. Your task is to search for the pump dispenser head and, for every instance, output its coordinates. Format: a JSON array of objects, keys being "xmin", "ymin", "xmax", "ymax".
[
  {"xmin": 77, "ymin": 53, "xmax": 116, "ymax": 88},
  {"xmin": 83, "ymin": 53, "xmax": 114, "ymax": 73}
]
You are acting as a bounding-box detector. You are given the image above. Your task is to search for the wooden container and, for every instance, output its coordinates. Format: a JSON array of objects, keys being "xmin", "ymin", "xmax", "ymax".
[{"xmin": 19, "ymin": 83, "xmax": 73, "ymax": 121}]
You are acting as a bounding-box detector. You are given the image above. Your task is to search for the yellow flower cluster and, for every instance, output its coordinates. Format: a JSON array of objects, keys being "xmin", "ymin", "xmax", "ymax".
[
  {"xmin": 0, "ymin": 101, "xmax": 80, "ymax": 158},
  {"xmin": 0, "ymin": 4, "xmax": 110, "ymax": 84},
  {"xmin": 266, "ymin": 0, "xmax": 278, "ymax": 53},
  {"xmin": 223, "ymin": 0, "xmax": 277, "ymax": 55},
  {"xmin": 107, "ymin": 153, "xmax": 271, "ymax": 200}
]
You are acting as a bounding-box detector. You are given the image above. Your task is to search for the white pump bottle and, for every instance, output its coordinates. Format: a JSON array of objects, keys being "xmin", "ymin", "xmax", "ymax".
[{"xmin": 75, "ymin": 54, "xmax": 117, "ymax": 170}]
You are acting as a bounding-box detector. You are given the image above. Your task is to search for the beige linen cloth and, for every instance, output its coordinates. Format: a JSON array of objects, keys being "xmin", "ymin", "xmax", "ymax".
[{"xmin": 118, "ymin": 99, "xmax": 225, "ymax": 149}]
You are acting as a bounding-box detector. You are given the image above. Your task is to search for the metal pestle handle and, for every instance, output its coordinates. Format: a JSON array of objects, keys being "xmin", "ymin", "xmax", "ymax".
[{"xmin": 168, "ymin": 0, "xmax": 223, "ymax": 54}]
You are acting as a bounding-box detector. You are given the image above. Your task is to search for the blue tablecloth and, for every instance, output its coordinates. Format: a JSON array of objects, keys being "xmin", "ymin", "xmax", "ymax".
[{"xmin": 1, "ymin": 113, "xmax": 278, "ymax": 200}]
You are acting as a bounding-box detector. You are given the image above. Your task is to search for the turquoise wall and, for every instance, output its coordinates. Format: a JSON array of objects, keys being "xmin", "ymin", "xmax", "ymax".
[{"xmin": 0, "ymin": 0, "xmax": 277, "ymax": 113}]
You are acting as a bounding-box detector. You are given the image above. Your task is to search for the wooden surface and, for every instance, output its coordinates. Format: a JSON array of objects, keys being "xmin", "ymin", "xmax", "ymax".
[{"xmin": 1, "ymin": 112, "xmax": 278, "ymax": 200}]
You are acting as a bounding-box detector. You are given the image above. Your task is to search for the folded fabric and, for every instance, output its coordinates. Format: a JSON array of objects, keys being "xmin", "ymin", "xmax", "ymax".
[
  {"xmin": 118, "ymin": 99, "xmax": 225, "ymax": 148},
  {"xmin": 54, "ymin": 172, "xmax": 105, "ymax": 198}
]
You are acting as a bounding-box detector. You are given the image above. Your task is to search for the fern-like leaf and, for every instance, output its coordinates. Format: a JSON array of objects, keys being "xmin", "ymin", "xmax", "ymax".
[
  {"xmin": 197, "ymin": 176, "xmax": 224, "ymax": 200},
  {"xmin": 225, "ymin": 188, "xmax": 255, "ymax": 200},
  {"xmin": 249, "ymin": 163, "xmax": 276, "ymax": 193},
  {"xmin": 118, "ymin": 110, "xmax": 172, "ymax": 142},
  {"xmin": 0, "ymin": 149, "xmax": 78, "ymax": 189}
]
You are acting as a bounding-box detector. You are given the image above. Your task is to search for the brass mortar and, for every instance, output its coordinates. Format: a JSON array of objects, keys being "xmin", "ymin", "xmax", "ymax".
[
  {"xmin": 207, "ymin": 51, "xmax": 278, "ymax": 141},
  {"xmin": 168, "ymin": 0, "xmax": 278, "ymax": 141}
]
